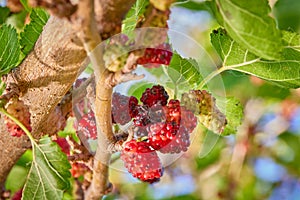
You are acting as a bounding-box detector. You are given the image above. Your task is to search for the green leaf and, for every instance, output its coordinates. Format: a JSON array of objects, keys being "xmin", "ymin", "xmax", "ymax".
[
  {"xmin": 216, "ymin": 97, "xmax": 243, "ymax": 136},
  {"xmin": 22, "ymin": 136, "xmax": 71, "ymax": 200},
  {"xmin": 167, "ymin": 53, "xmax": 203, "ymax": 88},
  {"xmin": 5, "ymin": 165, "xmax": 29, "ymax": 193},
  {"xmin": 0, "ymin": 7, "xmax": 10, "ymax": 24},
  {"xmin": 6, "ymin": 10, "xmax": 28, "ymax": 31},
  {"xmin": 16, "ymin": 150, "xmax": 33, "ymax": 168},
  {"xmin": 274, "ymin": 0, "xmax": 300, "ymax": 32},
  {"xmin": 20, "ymin": 8, "xmax": 49, "ymax": 55},
  {"xmin": 0, "ymin": 24, "xmax": 21, "ymax": 75},
  {"xmin": 213, "ymin": 0, "xmax": 283, "ymax": 60},
  {"xmin": 121, "ymin": 0, "xmax": 149, "ymax": 37},
  {"xmin": 58, "ymin": 118, "xmax": 79, "ymax": 143},
  {"xmin": 211, "ymin": 28, "xmax": 300, "ymax": 88},
  {"xmin": 175, "ymin": 0, "xmax": 224, "ymax": 25}
]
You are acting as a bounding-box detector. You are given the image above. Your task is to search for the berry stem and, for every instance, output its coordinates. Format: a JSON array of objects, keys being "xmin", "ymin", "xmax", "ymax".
[
  {"xmin": 162, "ymin": 66, "xmax": 178, "ymax": 99},
  {"xmin": 174, "ymin": 86, "xmax": 178, "ymax": 100},
  {"xmin": 0, "ymin": 108, "xmax": 35, "ymax": 143},
  {"xmin": 198, "ymin": 67, "xmax": 226, "ymax": 89}
]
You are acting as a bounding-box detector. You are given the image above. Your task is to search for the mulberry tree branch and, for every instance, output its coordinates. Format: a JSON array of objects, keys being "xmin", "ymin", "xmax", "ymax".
[
  {"xmin": 71, "ymin": 0, "xmax": 114, "ymax": 199},
  {"xmin": 0, "ymin": 17, "xmax": 86, "ymax": 184}
]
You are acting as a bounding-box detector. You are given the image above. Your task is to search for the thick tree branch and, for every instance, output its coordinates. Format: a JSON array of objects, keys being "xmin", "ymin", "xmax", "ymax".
[{"xmin": 0, "ymin": 17, "xmax": 86, "ymax": 184}]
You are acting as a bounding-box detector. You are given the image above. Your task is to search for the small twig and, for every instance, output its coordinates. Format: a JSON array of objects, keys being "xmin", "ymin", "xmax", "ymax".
[
  {"xmin": 121, "ymin": 51, "xmax": 144, "ymax": 73},
  {"xmin": 105, "ymin": 71, "xmax": 145, "ymax": 88},
  {"xmin": 72, "ymin": 75, "xmax": 95, "ymax": 105},
  {"xmin": 124, "ymin": 126, "xmax": 134, "ymax": 144}
]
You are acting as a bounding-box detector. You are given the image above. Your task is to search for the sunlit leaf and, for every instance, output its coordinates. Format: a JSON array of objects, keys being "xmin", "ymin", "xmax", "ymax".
[
  {"xmin": 212, "ymin": 0, "xmax": 283, "ymax": 60},
  {"xmin": 20, "ymin": 8, "xmax": 49, "ymax": 55},
  {"xmin": 22, "ymin": 136, "xmax": 71, "ymax": 200},
  {"xmin": 0, "ymin": 24, "xmax": 20, "ymax": 75},
  {"xmin": 217, "ymin": 96, "xmax": 243, "ymax": 136},
  {"xmin": 211, "ymin": 28, "xmax": 300, "ymax": 88},
  {"xmin": 167, "ymin": 53, "xmax": 203, "ymax": 88},
  {"xmin": 122, "ymin": 0, "xmax": 149, "ymax": 37}
]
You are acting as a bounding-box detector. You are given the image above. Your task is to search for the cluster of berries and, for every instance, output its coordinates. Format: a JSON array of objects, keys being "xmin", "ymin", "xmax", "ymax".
[
  {"xmin": 74, "ymin": 83, "xmax": 199, "ymax": 183},
  {"xmin": 112, "ymin": 85, "xmax": 197, "ymax": 183}
]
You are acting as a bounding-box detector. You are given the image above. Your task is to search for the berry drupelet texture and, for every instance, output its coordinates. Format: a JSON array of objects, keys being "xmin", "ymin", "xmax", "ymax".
[
  {"xmin": 141, "ymin": 85, "xmax": 169, "ymax": 107},
  {"xmin": 137, "ymin": 43, "xmax": 173, "ymax": 68},
  {"xmin": 112, "ymin": 93, "xmax": 138, "ymax": 125},
  {"xmin": 77, "ymin": 111, "xmax": 97, "ymax": 140},
  {"xmin": 121, "ymin": 139, "xmax": 163, "ymax": 183}
]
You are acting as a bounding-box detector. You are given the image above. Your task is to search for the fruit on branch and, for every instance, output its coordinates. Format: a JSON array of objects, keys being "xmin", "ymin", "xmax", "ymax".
[
  {"xmin": 181, "ymin": 90, "xmax": 227, "ymax": 133},
  {"xmin": 129, "ymin": 86, "xmax": 197, "ymax": 154},
  {"xmin": 165, "ymin": 99, "xmax": 181, "ymax": 124},
  {"xmin": 147, "ymin": 99, "xmax": 195, "ymax": 154},
  {"xmin": 181, "ymin": 106, "xmax": 198, "ymax": 133},
  {"xmin": 4, "ymin": 99, "xmax": 31, "ymax": 137},
  {"xmin": 72, "ymin": 84, "xmax": 200, "ymax": 183},
  {"xmin": 112, "ymin": 93, "xmax": 138, "ymax": 125},
  {"xmin": 77, "ymin": 111, "xmax": 97, "ymax": 140},
  {"xmin": 147, "ymin": 100, "xmax": 180, "ymax": 151},
  {"xmin": 148, "ymin": 122, "xmax": 179, "ymax": 151},
  {"xmin": 70, "ymin": 162, "xmax": 91, "ymax": 178},
  {"xmin": 133, "ymin": 105, "xmax": 151, "ymax": 126},
  {"xmin": 121, "ymin": 139, "xmax": 163, "ymax": 183},
  {"xmin": 158, "ymin": 126, "xmax": 191, "ymax": 154},
  {"xmin": 141, "ymin": 85, "xmax": 169, "ymax": 107},
  {"xmin": 54, "ymin": 137, "xmax": 71, "ymax": 155},
  {"xmin": 134, "ymin": 126, "xmax": 149, "ymax": 138},
  {"xmin": 137, "ymin": 43, "xmax": 173, "ymax": 68}
]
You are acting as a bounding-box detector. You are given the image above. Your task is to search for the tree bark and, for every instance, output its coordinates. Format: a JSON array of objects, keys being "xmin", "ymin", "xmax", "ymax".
[{"xmin": 0, "ymin": 17, "xmax": 86, "ymax": 184}]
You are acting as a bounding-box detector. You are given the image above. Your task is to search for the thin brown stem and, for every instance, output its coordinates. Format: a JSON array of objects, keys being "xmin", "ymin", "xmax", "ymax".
[
  {"xmin": 86, "ymin": 70, "xmax": 114, "ymax": 200},
  {"xmin": 72, "ymin": 75, "xmax": 95, "ymax": 105},
  {"xmin": 72, "ymin": 0, "xmax": 116, "ymax": 199}
]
